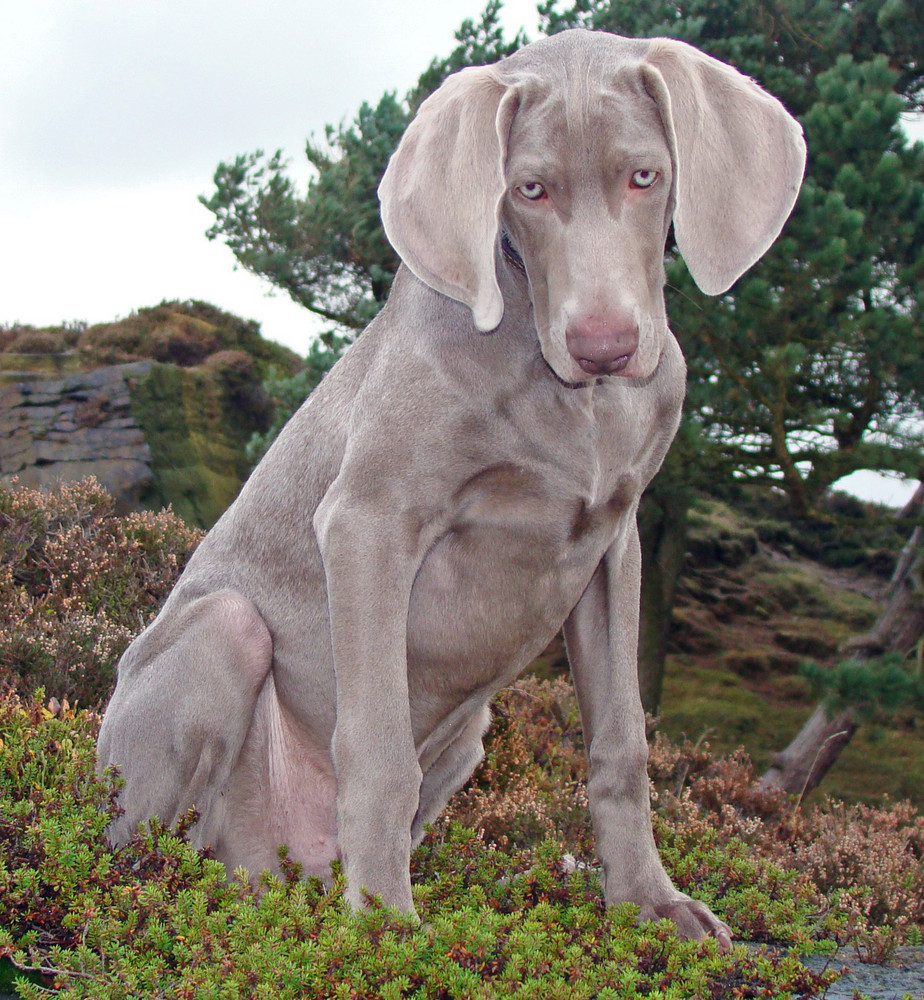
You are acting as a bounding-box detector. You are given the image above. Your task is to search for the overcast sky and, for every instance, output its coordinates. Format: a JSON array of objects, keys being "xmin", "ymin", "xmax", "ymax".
[{"xmin": 1, "ymin": 1, "xmax": 919, "ymax": 505}]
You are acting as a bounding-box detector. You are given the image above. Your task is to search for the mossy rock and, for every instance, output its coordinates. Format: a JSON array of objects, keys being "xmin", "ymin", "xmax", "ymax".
[
  {"xmin": 1, "ymin": 302, "xmax": 305, "ymax": 528},
  {"xmin": 129, "ymin": 362, "xmax": 258, "ymax": 527},
  {"xmin": 0, "ymin": 352, "xmax": 84, "ymax": 377}
]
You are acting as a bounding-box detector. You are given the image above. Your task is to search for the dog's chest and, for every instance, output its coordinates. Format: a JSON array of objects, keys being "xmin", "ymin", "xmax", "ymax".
[{"xmin": 405, "ymin": 404, "xmax": 645, "ymax": 686}]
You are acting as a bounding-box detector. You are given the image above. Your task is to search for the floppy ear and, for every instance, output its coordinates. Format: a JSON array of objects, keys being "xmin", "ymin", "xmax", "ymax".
[
  {"xmin": 378, "ymin": 67, "xmax": 519, "ymax": 331},
  {"xmin": 643, "ymin": 38, "xmax": 807, "ymax": 295}
]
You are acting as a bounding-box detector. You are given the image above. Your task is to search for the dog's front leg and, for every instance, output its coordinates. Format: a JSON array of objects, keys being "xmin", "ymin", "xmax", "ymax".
[
  {"xmin": 314, "ymin": 495, "xmax": 423, "ymax": 916},
  {"xmin": 564, "ymin": 517, "xmax": 732, "ymax": 948}
]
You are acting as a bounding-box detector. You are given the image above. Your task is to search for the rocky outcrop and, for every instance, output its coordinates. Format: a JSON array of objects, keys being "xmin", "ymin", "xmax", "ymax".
[
  {"xmin": 0, "ymin": 358, "xmax": 269, "ymax": 527},
  {"xmin": 0, "ymin": 302, "xmax": 304, "ymax": 526},
  {"xmin": 0, "ymin": 363, "xmax": 155, "ymax": 512}
]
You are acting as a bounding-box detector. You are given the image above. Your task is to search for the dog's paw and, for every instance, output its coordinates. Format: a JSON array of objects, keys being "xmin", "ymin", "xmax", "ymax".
[{"xmin": 637, "ymin": 895, "xmax": 732, "ymax": 951}]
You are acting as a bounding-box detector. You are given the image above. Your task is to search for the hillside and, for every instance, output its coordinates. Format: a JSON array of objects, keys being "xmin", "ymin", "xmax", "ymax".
[
  {"xmin": 658, "ymin": 492, "xmax": 923, "ymax": 806},
  {"xmin": 526, "ymin": 488, "xmax": 922, "ymax": 806}
]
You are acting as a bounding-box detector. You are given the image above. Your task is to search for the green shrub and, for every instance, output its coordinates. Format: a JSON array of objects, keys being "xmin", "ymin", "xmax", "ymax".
[
  {"xmin": 1, "ymin": 479, "xmax": 921, "ymax": 993},
  {"xmin": 454, "ymin": 678, "xmax": 924, "ymax": 961},
  {"xmin": 801, "ymin": 653, "xmax": 924, "ymax": 722},
  {"xmin": 0, "ymin": 691, "xmax": 838, "ymax": 999},
  {"xmin": 645, "ymin": 728, "xmax": 924, "ymax": 961}
]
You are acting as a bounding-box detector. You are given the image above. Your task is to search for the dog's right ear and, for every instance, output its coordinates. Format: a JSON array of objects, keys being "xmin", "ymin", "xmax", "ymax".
[{"xmin": 379, "ymin": 67, "xmax": 520, "ymax": 332}]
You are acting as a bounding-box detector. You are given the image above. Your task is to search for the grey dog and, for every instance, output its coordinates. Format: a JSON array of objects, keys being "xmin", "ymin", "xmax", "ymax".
[{"xmin": 98, "ymin": 29, "xmax": 805, "ymax": 945}]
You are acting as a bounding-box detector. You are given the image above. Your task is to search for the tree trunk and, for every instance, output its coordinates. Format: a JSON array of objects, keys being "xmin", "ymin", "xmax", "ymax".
[
  {"xmin": 637, "ymin": 486, "xmax": 691, "ymax": 715},
  {"xmin": 851, "ymin": 524, "xmax": 924, "ymax": 657},
  {"xmin": 759, "ymin": 703, "xmax": 858, "ymax": 801},
  {"xmin": 760, "ymin": 482, "xmax": 924, "ymax": 797}
]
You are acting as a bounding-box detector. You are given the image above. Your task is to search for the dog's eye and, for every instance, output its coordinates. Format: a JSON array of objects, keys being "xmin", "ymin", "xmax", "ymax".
[
  {"xmin": 631, "ymin": 170, "xmax": 659, "ymax": 189},
  {"xmin": 518, "ymin": 182, "xmax": 546, "ymax": 201}
]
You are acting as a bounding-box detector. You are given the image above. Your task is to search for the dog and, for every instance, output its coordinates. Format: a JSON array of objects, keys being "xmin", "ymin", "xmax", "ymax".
[{"xmin": 98, "ymin": 29, "xmax": 805, "ymax": 946}]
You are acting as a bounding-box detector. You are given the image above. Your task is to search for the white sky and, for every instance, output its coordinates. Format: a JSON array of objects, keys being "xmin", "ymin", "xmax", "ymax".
[{"xmin": 0, "ymin": 1, "xmax": 919, "ymax": 506}]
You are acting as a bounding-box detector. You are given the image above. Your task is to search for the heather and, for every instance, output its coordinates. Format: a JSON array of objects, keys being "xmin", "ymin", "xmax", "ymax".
[
  {"xmin": 446, "ymin": 679, "xmax": 924, "ymax": 963},
  {"xmin": 0, "ymin": 477, "xmax": 202, "ymax": 704},
  {"xmin": 1, "ymin": 477, "xmax": 923, "ymax": 997}
]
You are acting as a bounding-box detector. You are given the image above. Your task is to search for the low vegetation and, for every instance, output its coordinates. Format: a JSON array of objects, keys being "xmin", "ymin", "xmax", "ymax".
[
  {"xmin": 0, "ymin": 301, "xmax": 302, "ymax": 379},
  {"xmin": 0, "ymin": 478, "xmax": 201, "ymax": 705},
  {"xmin": 1, "ymin": 478, "xmax": 922, "ymax": 997}
]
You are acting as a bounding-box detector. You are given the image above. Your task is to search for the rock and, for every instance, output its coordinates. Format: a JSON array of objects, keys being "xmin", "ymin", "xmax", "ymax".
[
  {"xmin": 0, "ymin": 385, "xmax": 25, "ymax": 408},
  {"xmin": 0, "ymin": 304, "xmax": 299, "ymax": 525},
  {"xmin": 0, "ymin": 364, "xmax": 154, "ymax": 513},
  {"xmin": 0, "ymin": 432, "xmax": 36, "ymax": 472},
  {"xmin": 0, "ymin": 407, "xmax": 24, "ymax": 435},
  {"xmin": 799, "ymin": 946, "xmax": 924, "ymax": 1000},
  {"xmin": 0, "ymin": 357, "xmax": 268, "ymax": 525}
]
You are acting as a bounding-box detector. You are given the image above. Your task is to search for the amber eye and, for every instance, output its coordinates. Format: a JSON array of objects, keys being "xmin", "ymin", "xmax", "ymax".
[
  {"xmin": 518, "ymin": 182, "xmax": 546, "ymax": 200},
  {"xmin": 631, "ymin": 169, "xmax": 659, "ymax": 189}
]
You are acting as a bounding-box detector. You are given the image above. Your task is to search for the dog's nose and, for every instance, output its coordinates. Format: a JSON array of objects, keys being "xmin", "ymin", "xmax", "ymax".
[{"xmin": 566, "ymin": 313, "xmax": 639, "ymax": 376}]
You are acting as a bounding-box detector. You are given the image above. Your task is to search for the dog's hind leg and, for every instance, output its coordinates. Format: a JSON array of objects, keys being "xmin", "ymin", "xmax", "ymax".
[
  {"xmin": 411, "ymin": 703, "xmax": 491, "ymax": 845},
  {"xmin": 97, "ymin": 590, "xmax": 273, "ymax": 848}
]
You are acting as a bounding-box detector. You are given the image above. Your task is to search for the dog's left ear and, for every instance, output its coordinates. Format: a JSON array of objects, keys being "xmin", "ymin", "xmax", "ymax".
[
  {"xmin": 642, "ymin": 38, "xmax": 807, "ymax": 295},
  {"xmin": 379, "ymin": 67, "xmax": 522, "ymax": 331}
]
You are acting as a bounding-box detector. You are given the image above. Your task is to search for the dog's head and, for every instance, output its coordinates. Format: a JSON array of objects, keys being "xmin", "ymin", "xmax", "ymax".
[{"xmin": 379, "ymin": 30, "xmax": 806, "ymax": 384}]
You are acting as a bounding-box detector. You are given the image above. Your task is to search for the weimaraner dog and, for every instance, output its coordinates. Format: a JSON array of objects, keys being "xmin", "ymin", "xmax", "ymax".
[{"xmin": 98, "ymin": 29, "xmax": 805, "ymax": 945}]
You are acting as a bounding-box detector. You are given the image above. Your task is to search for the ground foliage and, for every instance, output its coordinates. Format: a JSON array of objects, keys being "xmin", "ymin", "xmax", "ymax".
[
  {"xmin": 0, "ymin": 478, "xmax": 202, "ymax": 705},
  {"xmin": 1, "ymin": 301, "xmax": 301, "ymax": 379},
  {"xmin": 1, "ymin": 690, "xmax": 839, "ymax": 999},
  {"xmin": 1, "ymin": 486, "xmax": 922, "ymax": 995},
  {"xmin": 446, "ymin": 678, "xmax": 924, "ymax": 964}
]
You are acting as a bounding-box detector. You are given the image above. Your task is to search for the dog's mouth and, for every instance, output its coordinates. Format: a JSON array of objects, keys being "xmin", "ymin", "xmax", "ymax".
[
  {"xmin": 574, "ymin": 353, "xmax": 633, "ymax": 377},
  {"xmin": 500, "ymin": 232, "xmax": 526, "ymax": 273}
]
